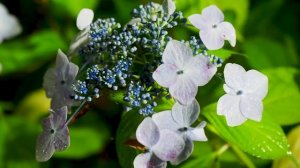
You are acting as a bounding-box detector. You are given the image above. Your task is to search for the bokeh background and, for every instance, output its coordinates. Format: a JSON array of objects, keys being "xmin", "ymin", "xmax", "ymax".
[{"xmin": 0, "ymin": 0, "xmax": 299, "ymax": 168}]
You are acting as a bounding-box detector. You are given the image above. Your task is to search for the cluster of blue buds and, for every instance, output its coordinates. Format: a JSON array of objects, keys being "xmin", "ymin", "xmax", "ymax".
[{"xmin": 124, "ymin": 82, "xmax": 157, "ymax": 116}]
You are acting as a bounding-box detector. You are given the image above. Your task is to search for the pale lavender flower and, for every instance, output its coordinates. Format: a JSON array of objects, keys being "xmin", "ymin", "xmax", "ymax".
[
  {"xmin": 152, "ymin": 40, "xmax": 217, "ymax": 105},
  {"xmin": 36, "ymin": 106, "xmax": 70, "ymax": 162},
  {"xmin": 188, "ymin": 5, "xmax": 236, "ymax": 50},
  {"xmin": 152, "ymin": 99, "xmax": 207, "ymax": 165},
  {"xmin": 43, "ymin": 49, "xmax": 79, "ymax": 109},
  {"xmin": 217, "ymin": 63, "xmax": 268, "ymax": 127},
  {"xmin": 134, "ymin": 117, "xmax": 185, "ymax": 168}
]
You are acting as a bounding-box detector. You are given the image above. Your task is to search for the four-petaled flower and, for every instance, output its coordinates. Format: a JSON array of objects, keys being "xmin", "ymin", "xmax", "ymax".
[
  {"xmin": 36, "ymin": 106, "xmax": 70, "ymax": 162},
  {"xmin": 188, "ymin": 5, "xmax": 236, "ymax": 50},
  {"xmin": 153, "ymin": 40, "xmax": 217, "ymax": 105},
  {"xmin": 134, "ymin": 117, "xmax": 185, "ymax": 168},
  {"xmin": 43, "ymin": 49, "xmax": 79, "ymax": 109},
  {"xmin": 217, "ymin": 63, "xmax": 268, "ymax": 127},
  {"xmin": 152, "ymin": 99, "xmax": 207, "ymax": 165}
]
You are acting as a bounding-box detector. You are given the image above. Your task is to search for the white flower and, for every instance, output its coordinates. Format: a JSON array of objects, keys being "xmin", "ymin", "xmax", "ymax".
[
  {"xmin": 188, "ymin": 5, "xmax": 236, "ymax": 50},
  {"xmin": 152, "ymin": 40, "xmax": 217, "ymax": 105},
  {"xmin": 36, "ymin": 106, "xmax": 70, "ymax": 162},
  {"xmin": 0, "ymin": 3, "xmax": 22, "ymax": 43},
  {"xmin": 217, "ymin": 63, "xmax": 268, "ymax": 127},
  {"xmin": 134, "ymin": 117, "xmax": 185, "ymax": 168},
  {"xmin": 76, "ymin": 8, "xmax": 94, "ymax": 31},
  {"xmin": 43, "ymin": 50, "xmax": 79, "ymax": 109},
  {"xmin": 69, "ymin": 8, "xmax": 94, "ymax": 56},
  {"xmin": 152, "ymin": 99, "xmax": 207, "ymax": 165}
]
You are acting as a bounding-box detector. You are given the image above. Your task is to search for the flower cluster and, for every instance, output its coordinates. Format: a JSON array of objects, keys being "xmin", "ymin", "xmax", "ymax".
[{"xmin": 37, "ymin": 0, "xmax": 269, "ymax": 166}]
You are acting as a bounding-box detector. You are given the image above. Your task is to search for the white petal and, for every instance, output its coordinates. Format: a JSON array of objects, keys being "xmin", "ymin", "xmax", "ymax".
[
  {"xmin": 201, "ymin": 5, "xmax": 224, "ymax": 25},
  {"xmin": 244, "ymin": 70, "xmax": 268, "ymax": 100},
  {"xmin": 133, "ymin": 153, "xmax": 167, "ymax": 168},
  {"xmin": 240, "ymin": 96, "xmax": 263, "ymax": 122},
  {"xmin": 54, "ymin": 127, "xmax": 70, "ymax": 151},
  {"xmin": 188, "ymin": 14, "xmax": 209, "ymax": 30},
  {"xmin": 56, "ymin": 49, "xmax": 69, "ymax": 71},
  {"xmin": 217, "ymin": 94, "xmax": 247, "ymax": 127},
  {"xmin": 136, "ymin": 117, "xmax": 160, "ymax": 148},
  {"xmin": 152, "ymin": 129, "xmax": 185, "ymax": 162},
  {"xmin": 169, "ymin": 75, "xmax": 198, "ymax": 105},
  {"xmin": 0, "ymin": 4, "xmax": 22, "ymax": 40},
  {"xmin": 170, "ymin": 136, "xmax": 193, "ymax": 165},
  {"xmin": 152, "ymin": 111, "xmax": 179, "ymax": 131},
  {"xmin": 162, "ymin": 40, "xmax": 193, "ymax": 69},
  {"xmin": 152, "ymin": 63, "xmax": 178, "ymax": 88},
  {"xmin": 43, "ymin": 68, "xmax": 57, "ymax": 98},
  {"xmin": 163, "ymin": 0, "xmax": 176, "ymax": 16},
  {"xmin": 185, "ymin": 55, "xmax": 217, "ymax": 86},
  {"xmin": 224, "ymin": 63, "xmax": 246, "ymax": 90},
  {"xmin": 200, "ymin": 29, "xmax": 224, "ymax": 50},
  {"xmin": 36, "ymin": 132, "xmax": 55, "ymax": 162},
  {"xmin": 65, "ymin": 62, "xmax": 79, "ymax": 82},
  {"xmin": 218, "ymin": 22, "xmax": 236, "ymax": 47},
  {"xmin": 187, "ymin": 126, "xmax": 207, "ymax": 141},
  {"xmin": 52, "ymin": 106, "xmax": 68, "ymax": 129},
  {"xmin": 76, "ymin": 8, "xmax": 94, "ymax": 30},
  {"xmin": 171, "ymin": 99, "xmax": 200, "ymax": 127}
]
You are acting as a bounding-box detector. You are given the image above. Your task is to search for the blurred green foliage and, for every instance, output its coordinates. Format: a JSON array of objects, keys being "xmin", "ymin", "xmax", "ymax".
[{"xmin": 0, "ymin": 0, "xmax": 299, "ymax": 167}]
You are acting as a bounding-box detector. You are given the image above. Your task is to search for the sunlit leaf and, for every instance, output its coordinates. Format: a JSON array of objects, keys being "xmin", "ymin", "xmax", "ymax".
[
  {"xmin": 263, "ymin": 67, "xmax": 300, "ymax": 125},
  {"xmin": 202, "ymin": 103, "xmax": 289, "ymax": 159},
  {"xmin": 273, "ymin": 125, "xmax": 300, "ymax": 168},
  {"xmin": 15, "ymin": 89, "xmax": 50, "ymax": 122}
]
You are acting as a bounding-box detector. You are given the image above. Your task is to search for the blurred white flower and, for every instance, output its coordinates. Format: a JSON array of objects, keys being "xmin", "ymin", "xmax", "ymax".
[
  {"xmin": 134, "ymin": 117, "xmax": 185, "ymax": 168},
  {"xmin": 43, "ymin": 49, "xmax": 79, "ymax": 109},
  {"xmin": 217, "ymin": 63, "xmax": 268, "ymax": 127},
  {"xmin": 36, "ymin": 106, "xmax": 70, "ymax": 162},
  {"xmin": 69, "ymin": 8, "xmax": 94, "ymax": 56},
  {"xmin": 152, "ymin": 40, "xmax": 217, "ymax": 105},
  {"xmin": 152, "ymin": 99, "xmax": 207, "ymax": 165},
  {"xmin": 0, "ymin": 3, "xmax": 22, "ymax": 43},
  {"xmin": 163, "ymin": 0, "xmax": 176, "ymax": 16},
  {"xmin": 188, "ymin": 5, "xmax": 236, "ymax": 50}
]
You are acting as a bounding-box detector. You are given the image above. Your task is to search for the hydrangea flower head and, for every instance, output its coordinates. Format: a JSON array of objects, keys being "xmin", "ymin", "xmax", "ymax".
[
  {"xmin": 153, "ymin": 40, "xmax": 217, "ymax": 105},
  {"xmin": 152, "ymin": 99, "xmax": 207, "ymax": 164},
  {"xmin": 188, "ymin": 5, "xmax": 236, "ymax": 50},
  {"xmin": 43, "ymin": 49, "xmax": 79, "ymax": 109},
  {"xmin": 217, "ymin": 63, "xmax": 268, "ymax": 127},
  {"xmin": 36, "ymin": 106, "xmax": 70, "ymax": 162},
  {"xmin": 134, "ymin": 117, "xmax": 185, "ymax": 167},
  {"xmin": 0, "ymin": 3, "xmax": 22, "ymax": 43}
]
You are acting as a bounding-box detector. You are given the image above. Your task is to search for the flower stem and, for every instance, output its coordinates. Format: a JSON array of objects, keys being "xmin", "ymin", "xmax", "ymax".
[
  {"xmin": 231, "ymin": 145, "xmax": 256, "ymax": 168},
  {"xmin": 65, "ymin": 101, "xmax": 86, "ymax": 126}
]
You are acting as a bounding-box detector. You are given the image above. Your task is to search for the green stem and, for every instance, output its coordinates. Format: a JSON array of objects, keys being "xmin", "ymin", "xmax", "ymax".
[
  {"xmin": 65, "ymin": 101, "xmax": 86, "ymax": 126},
  {"xmin": 206, "ymin": 124, "xmax": 256, "ymax": 168},
  {"xmin": 231, "ymin": 145, "xmax": 256, "ymax": 168}
]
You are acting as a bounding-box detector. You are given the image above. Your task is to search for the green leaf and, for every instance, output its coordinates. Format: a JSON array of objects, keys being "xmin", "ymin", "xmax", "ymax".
[
  {"xmin": 51, "ymin": 0, "xmax": 100, "ymax": 18},
  {"xmin": 0, "ymin": 30, "xmax": 67, "ymax": 75},
  {"xmin": 207, "ymin": 49, "xmax": 238, "ymax": 61},
  {"xmin": 202, "ymin": 103, "xmax": 289, "ymax": 159},
  {"xmin": 54, "ymin": 125, "xmax": 109, "ymax": 159},
  {"xmin": 116, "ymin": 110, "xmax": 144, "ymax": 168},
  {"xmin": 273, "ymin": 125, "xmax": 300, "ymax": 168},
  {"xmin": 263, "ymin": 67, "xmax": 300, "ymax": 125},
  {"xmin": 243, "ymin": 37, "xmax": 291, "ymax": 70}
]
